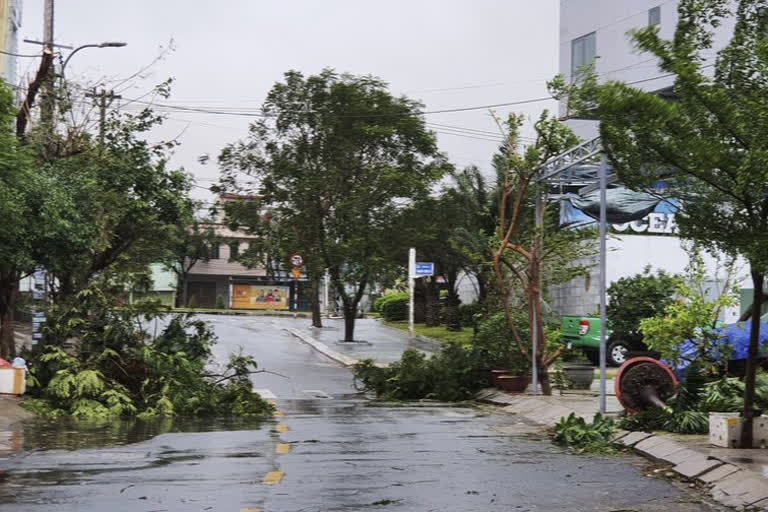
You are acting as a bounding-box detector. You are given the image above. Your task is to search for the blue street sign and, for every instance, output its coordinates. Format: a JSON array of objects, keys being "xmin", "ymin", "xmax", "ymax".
[{"xmin": 414, "ymin": 262, "xmax": 434, "ymax": 276}]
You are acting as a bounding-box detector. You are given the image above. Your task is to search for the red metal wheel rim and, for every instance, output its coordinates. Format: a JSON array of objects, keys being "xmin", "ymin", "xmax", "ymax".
[{"xmin": 614, "ymin": 356, "xmax": 678, "ymax": 414}]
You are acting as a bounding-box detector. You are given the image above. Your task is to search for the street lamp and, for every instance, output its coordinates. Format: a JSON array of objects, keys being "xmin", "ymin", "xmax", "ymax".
[{"xmin": 60, "ymin": 41, "xmax": 127, "ymax": 78}]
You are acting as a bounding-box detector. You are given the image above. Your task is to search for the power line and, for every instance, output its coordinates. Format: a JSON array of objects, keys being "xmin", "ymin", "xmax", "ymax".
[{"xmin": 0, "ymin": 49, "xmax": 42, "ymax": 58}]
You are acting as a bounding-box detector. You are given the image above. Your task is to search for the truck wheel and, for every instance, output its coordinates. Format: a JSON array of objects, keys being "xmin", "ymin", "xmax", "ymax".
[
  {"xmin": 583, "ymin": 349, "xmax": 600, "ymax": 366},
  {"xmin": 608, "ymin": 340, "xmax": 630, "ymax": 367}
]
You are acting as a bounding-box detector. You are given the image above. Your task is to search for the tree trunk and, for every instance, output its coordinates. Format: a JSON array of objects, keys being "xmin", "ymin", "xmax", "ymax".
[
  {"xmin": 311, "ymin": 275, "xmax": 323, "ymax": 328},
  {"xmin": 538, "ymin": 356, "xmax": 552, "ymax": 395},
  {"xmin": 443, "ymin": 295, "xmax": 461, "ymax": 331},
  {"xmin": 175, "ymin": 275, "xmax": 187, "ymax": 308},
  {"xmin": 0, "ymin": 278, "xmax": 18, "ymax": 360},
  {"xmin": 476, "ymin": 271, "xmax": 487, "ymax": 303},
  {"xmin": 424, "ymin": 278, "xmax": 440, "ymax": 327},
  {"xmin": 342, "ymin": 302, "xmax": 356, "ymax": 341},
  {"xmin": 414, "ymin": 280, "xmax": 426, "ymax": 323},
  {"xmin": 741, "ymin": 269, "xmax": 763, "ymax": 448}
]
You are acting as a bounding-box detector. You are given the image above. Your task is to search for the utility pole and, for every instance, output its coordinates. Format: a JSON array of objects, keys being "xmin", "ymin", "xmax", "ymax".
[
  {"xmin": 85, "ymin": 89, "xmax": 121, "ymax": 145},
  {"xmin": 40, "ymin": 0, "xmax": 55, "ymax": 127}
]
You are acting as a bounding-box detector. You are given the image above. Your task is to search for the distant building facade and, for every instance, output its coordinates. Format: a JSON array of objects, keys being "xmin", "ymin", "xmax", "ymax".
[
  {"xmin": 0, "ymin": 0, "xmax": 22, "ymax": 86},
  {"xmin": 554, "ymin": 1, "xmax": 748, "ymax": 321},
  {"xmin": 183, "ymin": 194, "xmax": 312, "ymax": 311}
]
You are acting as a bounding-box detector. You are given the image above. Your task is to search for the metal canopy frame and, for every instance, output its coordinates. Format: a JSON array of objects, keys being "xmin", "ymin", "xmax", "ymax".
[{"xmin": 529, "ymin": 137, "xmax": 611, "ymax": 414}]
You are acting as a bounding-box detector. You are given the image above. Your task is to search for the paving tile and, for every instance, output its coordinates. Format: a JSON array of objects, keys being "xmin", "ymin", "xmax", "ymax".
[
  {"xmin": 697, "ymin": 464, "xmax": 741, "ymax": 484},
  {"xmin": 634, "ymin": 435, "xmax": 669, "ymax": 452},
  {"xmin": 673, "ymin": 454, "xmax": 722, "ymax": 478},
  {"xmin": 618, "ymin": 431, "xmax": 653, "ymax": 447},
  {"xmin": 639, "ymin": 439, "xmax": 687, "ymax": 460},
  {"xmin": 660, "ymin": 447, "xmax": 699, "ymax": 465}
]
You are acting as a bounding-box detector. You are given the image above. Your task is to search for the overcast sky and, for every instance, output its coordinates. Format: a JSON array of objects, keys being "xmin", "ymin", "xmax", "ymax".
[{"xmin": 19, "ymin": 1, "xmax": 560, "ymax": 203}]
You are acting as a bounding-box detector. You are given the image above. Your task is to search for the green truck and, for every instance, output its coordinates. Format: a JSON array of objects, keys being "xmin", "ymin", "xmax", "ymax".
[{"xmin": 561, "ymin": 315, "xmax": 636, "ymax": 367}]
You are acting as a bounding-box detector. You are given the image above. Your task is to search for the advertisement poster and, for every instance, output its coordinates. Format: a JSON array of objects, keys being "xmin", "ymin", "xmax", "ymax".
[{"xmin": 232, "ymin": 284, "xmax": 290, "ymax": 310}]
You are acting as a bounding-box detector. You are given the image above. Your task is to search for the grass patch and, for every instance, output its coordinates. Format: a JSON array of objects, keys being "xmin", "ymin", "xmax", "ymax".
[
  {"xmin": 382, "ymin": 320, "xmax": 474, "ymax": 346},
  {"xmin": 593, "ymin": 368, "xmax": 618, "ymax": 379}
]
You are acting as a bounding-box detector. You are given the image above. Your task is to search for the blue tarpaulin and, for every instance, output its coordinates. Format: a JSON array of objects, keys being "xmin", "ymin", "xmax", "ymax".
[{"xmin": 671, "ymin": 321, "xmax": 768, "ymax": 375}]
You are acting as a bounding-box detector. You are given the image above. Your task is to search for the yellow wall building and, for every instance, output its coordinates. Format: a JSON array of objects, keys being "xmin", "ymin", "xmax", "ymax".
[{"xmin": 0, "ymin": 0, "xmax": 22, "ymax": 85}]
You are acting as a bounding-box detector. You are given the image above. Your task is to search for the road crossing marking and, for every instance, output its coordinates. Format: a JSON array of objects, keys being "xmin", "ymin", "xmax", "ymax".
[
  {"xmin": 275, "ymin": 443, "xmax": 291, "ymax": 454},
  {"xmin": 302, "ymin": 389, "xmax": 332, "ymax": 398},
  {"xmin": 254, "ymin": 389, "xmax": 277, "ymax": 400},
  {"xmin": 263, "ymin": 471, "xmax": 284, "ymax": 485},
  {"xmin": 275, "ymin": 424, "xmax": 289, "ymax": 433}
]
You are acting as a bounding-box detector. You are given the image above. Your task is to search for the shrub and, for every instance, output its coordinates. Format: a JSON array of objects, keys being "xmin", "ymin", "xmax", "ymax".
[
  {"xmin": 374, "ymin": 292, "xmax": 408, "ymax": 313},
  {"xmin": 21, "ymin": 287, "xmax": 273, "ymax": 421},
  {"xmin": 553, "ymin": 413, "xmax": 619, "ymax": 453},
  {"xmin": 458, "ymin": 302, "xmax": 484, "ymax": 328},
  {"xmin": 215, "ymin": 295, "xmax": 226, "ymax": 309},
  {"xmin": 380, "ymin": 293, "xmax": 409, "ymax": 321},
  {"xmin": 607, "ymin": 267, "xmax": 680, "ymax": 344},
  {"xmin": 352, "ymin": 346, "xmax": 485, "ymax": 401},
  {"xmin": 474, "ymin": 312, "xmax": 530, "ymax": 374}
]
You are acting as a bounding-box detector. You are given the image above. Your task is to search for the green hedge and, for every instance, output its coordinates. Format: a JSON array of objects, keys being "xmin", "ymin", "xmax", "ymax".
[
  {"xmin": 474, "ymin": 312, "xmax": 530, "ymax": 374},
  {"xmin": 377, "ymin": 292, "xmax": 409, "ymax": 321}
]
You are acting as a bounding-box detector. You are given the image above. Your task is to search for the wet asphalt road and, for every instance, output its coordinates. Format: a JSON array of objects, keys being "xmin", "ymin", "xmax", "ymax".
[{"xmin": 0, "ymin": 315, "xmax": 721, "ymax": 512}]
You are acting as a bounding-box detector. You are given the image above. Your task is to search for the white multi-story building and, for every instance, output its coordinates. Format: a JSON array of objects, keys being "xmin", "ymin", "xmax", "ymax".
[{"xmin": 552, "ymin": 1, "xmax": 748, "ymax": 320}]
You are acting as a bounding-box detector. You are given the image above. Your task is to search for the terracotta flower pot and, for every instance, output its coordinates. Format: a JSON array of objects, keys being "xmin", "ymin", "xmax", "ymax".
[
  {"xmin": 562, "ymin": 364, "xmax": 595, "ymax": 390},
  {"xmin": 491, "ymin": 369, "xmax": 511, "ymax": 387},
  {"xmin": 495, "ymin": 375, "xmax": 531, "ymax": 393}
]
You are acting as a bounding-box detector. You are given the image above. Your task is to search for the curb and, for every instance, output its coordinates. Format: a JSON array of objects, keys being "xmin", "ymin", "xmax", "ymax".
[
  {"xmin": 375, "ymin": 321, "xmax": 444, "ymax": 353},
  {"xmin": 477, "ymin": 389, "xmax": 768, "ymax": 511},
  {"xmin": 283, "ymin": 328, "xmax": 359, "ymax": 367},
  {"xmin": 171, "ymin": 310, "xmax": 311, "ymax": 318}
]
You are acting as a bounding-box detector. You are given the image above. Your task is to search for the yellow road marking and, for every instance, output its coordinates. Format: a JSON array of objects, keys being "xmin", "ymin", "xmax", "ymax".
[
  {"xmin": 275, "ymin": 424, "xmax": 289, "ymax": 433},
  {"xmin": 240, "ymin": 508, "xmax": 262, "ymax": 512},
  {"xmin": 273, "ymin": 410, "xmax": 284, "ymax": 417},
  {"xmin": 263, "ymin": 471, "xmax": 284, "ymax": 485},
  {"xmin": 275, "ymin": 443, "xmax": 291, "ymax": 454}
]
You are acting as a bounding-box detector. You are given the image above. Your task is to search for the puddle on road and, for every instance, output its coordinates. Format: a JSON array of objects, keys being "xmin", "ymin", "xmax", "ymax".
[{"xmin": 9, "ymin": 415, "xmax": 269, "ymax": 453}]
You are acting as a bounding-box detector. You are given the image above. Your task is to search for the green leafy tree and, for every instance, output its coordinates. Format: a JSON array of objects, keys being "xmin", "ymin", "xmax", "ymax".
[
  {"xmin": 607, "ymin": 267, "xmax": 681, "ymax": 345},
  {"xmin": 551, "ymin": 0, "xmax": 768, "ymax": 446},
  {"xmin": 0, "ymin": 82, "xmax": 36, "ymax": 359},
  {"xmin": 218, "ymin": 69, "xmax": 448, "ymax": 340},
  {"xmin": 491, "ymin": 112, "xmax": 595, "ymax": 395},
  {"xmin": 165, "ymin": 216, "xmax": 220, "ymax": 307}
]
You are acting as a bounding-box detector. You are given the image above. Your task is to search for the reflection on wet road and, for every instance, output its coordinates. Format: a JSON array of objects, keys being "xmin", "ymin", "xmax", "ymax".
[{"xmin": 0, "ymin": 316, "xmax": 719, "ymax": 511}]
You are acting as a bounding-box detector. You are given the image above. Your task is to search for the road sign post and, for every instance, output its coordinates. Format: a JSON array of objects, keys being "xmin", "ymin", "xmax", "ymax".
[
  {"xmin": 290, "ymin": 254, "xmax": 304, "ymax": 317},
  {"xmin": 408, "ymin": 249, "xmax": 434, "ymax": 339}
]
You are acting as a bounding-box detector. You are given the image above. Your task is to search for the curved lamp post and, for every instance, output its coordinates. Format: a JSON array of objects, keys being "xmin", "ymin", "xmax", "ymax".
[{"xmin": 60, "ymin": 41, "xmax": 127, "ymax": 77}]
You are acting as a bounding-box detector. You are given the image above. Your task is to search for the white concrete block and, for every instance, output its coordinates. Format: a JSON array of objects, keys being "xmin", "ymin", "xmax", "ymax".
[
  {"xmin": 709, "ymin": 413, "xmax": 768, "ymax": 448},
  {"xmin": 709, "ymin": 412, "xmax": 742, "ymax": 448}
]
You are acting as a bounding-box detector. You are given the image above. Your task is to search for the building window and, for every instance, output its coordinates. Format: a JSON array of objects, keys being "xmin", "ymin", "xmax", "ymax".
[
  {"xmin": 209, "ymin": 243, "xmax": 220, "ymax": 260},
  {"xmin": 229, "ymin": 240, "xmax": 240, "ymax": 260},
  {"xmin": 649, "ymin": 6, "xmax": 661, "ymax": 26},
  {"xmin": 571, "ymin": 32, "xmax": 596, "ymax": 81}
]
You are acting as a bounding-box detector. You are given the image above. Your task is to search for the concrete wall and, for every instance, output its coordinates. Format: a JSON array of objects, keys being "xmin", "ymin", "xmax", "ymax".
[
  {"xmin": 548, "ymin": 234, "xmax": 747, "ymax": 321},
  {"xmin": 552, "ymin": 1, "xmax": 748, "ymax": 320},
  {"xmin": 559, "ymin": 0, "xmax": 736, "ymax": 139}
]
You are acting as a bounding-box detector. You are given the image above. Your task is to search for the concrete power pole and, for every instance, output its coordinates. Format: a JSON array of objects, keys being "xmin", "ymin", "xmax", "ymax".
[
  {"xmin": 40, "ymin": 0, "xmax": 55, "ymax": 127},
  {"xmin": 85, "ymin": 89, "xmax": 121, "ymax": 145}
]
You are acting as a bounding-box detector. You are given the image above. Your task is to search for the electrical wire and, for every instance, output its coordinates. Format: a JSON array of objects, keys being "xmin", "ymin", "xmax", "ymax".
[{"xmin": 0, "ymin": 49, "xmax": 41, "ymax": 58}]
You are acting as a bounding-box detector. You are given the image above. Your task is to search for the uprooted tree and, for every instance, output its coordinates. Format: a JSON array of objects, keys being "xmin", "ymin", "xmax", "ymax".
[
  {"xmin": 491, "ymin": 112, "xmax": 595, "ymax": 395},
  {"xmin": 551, "ymin": 0, "xmax": 768, "ymax": 446}
]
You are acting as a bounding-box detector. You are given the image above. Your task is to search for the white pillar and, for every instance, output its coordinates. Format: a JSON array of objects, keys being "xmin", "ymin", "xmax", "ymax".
[
  {"xmin": 408, "ymin": 247, "xmax": 415, "ymax": 339},
  {"xmin": 599, "ymin": 152, "xmax": 608, "ymax": 415}
]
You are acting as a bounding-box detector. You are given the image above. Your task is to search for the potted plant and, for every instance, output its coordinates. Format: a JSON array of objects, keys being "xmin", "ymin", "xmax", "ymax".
[
  {"xmin": 560, "ymin": 347, "xmax": 595, "ymax": 390},
  {"xmin": 473, "ymin": 313, "xmax": 532, "ymax": 392}
]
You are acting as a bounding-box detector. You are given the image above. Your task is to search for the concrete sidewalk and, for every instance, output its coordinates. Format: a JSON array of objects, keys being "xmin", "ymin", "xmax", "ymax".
[
  {"xmin": 283, "ymin": 317, "xmax": 441, "ymax": 366},
  {"xmin": 478, "ymin": 388, "xmax": 768, "ymax": 510}
]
